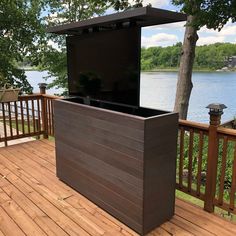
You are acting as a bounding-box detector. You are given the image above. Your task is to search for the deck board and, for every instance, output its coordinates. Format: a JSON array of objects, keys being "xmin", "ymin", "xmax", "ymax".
[{"xmin": 0, "ymin": 140, "xmax": 235, "ymax": 236}]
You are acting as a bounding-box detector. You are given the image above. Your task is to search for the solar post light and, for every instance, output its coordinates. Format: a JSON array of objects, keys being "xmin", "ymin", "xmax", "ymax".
[
  {"xmin": 206, "ymin": 103, "xmax": 227, "ymax": 126},
  {"xmin": 206, "ymin": 103, "xmax": 227, "ymax": 116}
]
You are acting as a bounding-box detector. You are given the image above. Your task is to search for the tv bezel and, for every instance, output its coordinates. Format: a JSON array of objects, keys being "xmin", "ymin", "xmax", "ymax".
[{"xmin": 66, "ymin": 26, "xmax": 142, "ymax": 107}]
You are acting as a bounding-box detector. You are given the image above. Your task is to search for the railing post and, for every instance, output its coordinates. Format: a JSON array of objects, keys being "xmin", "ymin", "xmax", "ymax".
[
  {"xmin": 38, "ymin": 83, "xmax": 47, "ymax": 95},
  {"xmin": 38, "ymin": 83, "xmax": 48, "ymax": 139},
  {"xmin": 204, "ymin": 103, "xmax": 227, "ymax": 212}
]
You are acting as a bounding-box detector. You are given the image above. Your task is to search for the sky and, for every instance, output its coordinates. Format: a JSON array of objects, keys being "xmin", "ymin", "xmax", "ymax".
[
  {"xmin": 140, "ymin": 0, "xmax": 236, "ymax": 47},
  {"xmin": 47, "ymin": 0, "xmax": 236, "ymax": 49}
]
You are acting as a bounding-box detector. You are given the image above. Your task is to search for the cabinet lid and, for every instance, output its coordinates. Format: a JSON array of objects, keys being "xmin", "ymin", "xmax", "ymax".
[{"xmin": 47, "ymin": 7, "xmax": 186, "ymax": 35}]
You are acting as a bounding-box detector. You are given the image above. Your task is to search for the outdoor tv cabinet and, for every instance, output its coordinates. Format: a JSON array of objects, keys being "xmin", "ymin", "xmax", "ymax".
[
  {"xmin": 54, "ymin": 97, "xmax": 178, "ymax": 235},
  {"xmin": 48, "ymin": 6, "xmax": 186, "ymax": 235}
]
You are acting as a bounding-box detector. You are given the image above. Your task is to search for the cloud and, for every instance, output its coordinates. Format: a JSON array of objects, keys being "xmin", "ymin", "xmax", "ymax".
[
  {"xmin": 142, "ymin": 0, "xmax": 169, "ymax": 7},
  {"xmin": 142, "ymin": 33, "xmax": 178, "ymax": 47},
  {"xmin": 197, "ymin": 36, "xmax": 225, "ymax": 46},
  {"xmin": 48, "ymin": 40, "xmax": 60, "ymax": 50},
  {"xmin": 218, "ymin": 25, "xmax": 236, "ymax": 36},
  {"xmin": 197, "ymin": 23, "xmax": 236, "ymax": 45},
  {"xmin": 144, "ymin": 21, "xmax": 186, "ymax": 30},
  {"xmin": 199, "ymin": 23, "xmax": 236, "ymax": 36}
]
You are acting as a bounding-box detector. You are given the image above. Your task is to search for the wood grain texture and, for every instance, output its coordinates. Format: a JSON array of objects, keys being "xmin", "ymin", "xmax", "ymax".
[
  {"xmin": 143, "ymin": 113, "xmax": 178, "ymax": 234},
  {"xmin": 0, "ymin": 140, "xmax": 236, "ymax": 236},
  {"xmin": 54, "ymin": 99, "xmax": 178, "ymax": 235}
]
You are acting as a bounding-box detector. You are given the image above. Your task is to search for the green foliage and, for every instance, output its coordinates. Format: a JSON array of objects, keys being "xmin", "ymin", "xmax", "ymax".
[
  {"xmin": 177, "ymin": 131, "xmax": 236, "ymax": 203},
  {"xmin": 172, "ymin": 0, "xmax": 236, "ymax": 30},
  {"xmin": 39, "ymin": 48, "xmax": 68, "ymax": 95},
  {"xmin": 0, "ymin": 0, "xmax": 47, "ymax": 93},
  {"xmin": 0, "ymin": 0, "xmax": 143, "ymax": 93},
  {"xmin": 141, "ymin": 43, "xmax": 182, "ymax": 70},
  {"xmin": 195, "ymin": 43, "xmax": 236, "ymax": 69},
  {"xmin": 47, "ymin": 0, "xmax": 143, "ymax": 24},
  {"xmin": 141, "ymin": 43, "xmax": 236, "ymax": 71},
  {"xmin": 41, "ymin": 0, "xmax": 143, "ymax": 94}
]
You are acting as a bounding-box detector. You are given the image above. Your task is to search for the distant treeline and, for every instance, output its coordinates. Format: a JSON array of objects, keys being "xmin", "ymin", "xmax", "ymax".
[{"xmin": 141, "ymin": 43, "xmax": 236, "ymax": 71}]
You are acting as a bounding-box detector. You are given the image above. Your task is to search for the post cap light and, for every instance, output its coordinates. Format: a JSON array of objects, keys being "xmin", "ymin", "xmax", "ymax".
[
  {"xmin": 206, "ymin": 103, "xmax": 227, "ymax": 115},
  {"xmin": 38, "ymin": 83, "xmax": 48, "ymax": 88}
]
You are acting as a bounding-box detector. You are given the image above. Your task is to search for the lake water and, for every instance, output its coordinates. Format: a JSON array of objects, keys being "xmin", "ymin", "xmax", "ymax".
[{"xmin": 25, "ymin": 70, "xmax": 236, "ymax": 124}]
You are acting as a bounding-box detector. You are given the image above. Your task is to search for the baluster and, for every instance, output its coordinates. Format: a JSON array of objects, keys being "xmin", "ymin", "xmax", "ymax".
[
  {"xmin": 48, "ymin": 99, "xmax": 52, "ymax": 136},
  {"xmin": 218, "ymin": 136, "xmax": 228, "ymax": 205},
  {"xmin": 14, "ymin": 101, "xmax": 19, "ymax": 136},
  {"xmin": 37, "ymin": 98, "xmax": 41, "ymax": 132},
  {"xmin": 229, "ymin": 142, "xmax": 236, "ymax": 210},
  {"xmin": 32, "ymin": 99, "xmax": 36, "ymax": 133},
  {"xmin": 20, "ymin": 100, "xmax": 25, "ymax": 135},
  {"xmin": 188, "ymin": 129, "xmax": 194, "ymax": 192},
  {"xmin": 1, "ymin": 103, "xmax": 8, "ymax": 146},
  {"xmin": 7, "ymin": 102, "xmax": 13, "ymax": 137},
  {"xmin": 51, "ymin": 99, "xmax": 54, "ymax": 136},
  {"xmin": 196, "ymin": 131, "xmax": 204, "ymax": 196},
  {"xmin": 179, "ymin": 127, "xmax": 185, "ymax": 188},
  {"xmin": 26, "ymin": 100, "xmax": 30, "ymax": 134}
]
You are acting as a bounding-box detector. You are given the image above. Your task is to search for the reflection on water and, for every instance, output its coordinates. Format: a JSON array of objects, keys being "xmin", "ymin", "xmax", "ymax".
[
  {"xmin": 140, "ymin": 71, "xmax": 236, "ymax": 123},
  {"xmin": 26, "ymin": 70, "xmax": 236, "ymax": 123}
]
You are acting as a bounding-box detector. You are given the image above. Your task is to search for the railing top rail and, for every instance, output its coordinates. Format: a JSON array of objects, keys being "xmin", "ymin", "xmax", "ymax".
[
  {"xmin": 3, "ymin": 94, "xmax": 62, "ymax": 102},
  {"xmin": 20, "ymin": 93, "xmax": 42, "ymax": 98},
  {"xmin": 179, "ymin": 119, "xmax": 209, "ymax": 131},
  {"xmin": 217, "ymin": 126, "xmax": 236, "ymax": 137},
  {"xmin": 42, "ymin": 94, "xmax": 61, "ymax": 99},
  {"xmin": 0, "ymin": 94, "xmax": 43, "ymax": 103},
  {"xmin": 220, "ymin": 119, "xmax": 233, "ymax": 127}
]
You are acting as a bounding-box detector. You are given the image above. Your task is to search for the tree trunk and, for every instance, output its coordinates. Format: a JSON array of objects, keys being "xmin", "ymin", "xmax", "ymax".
[{"xmin": 174, "ymin": 15, "xmax": 199, "ymax": 120}]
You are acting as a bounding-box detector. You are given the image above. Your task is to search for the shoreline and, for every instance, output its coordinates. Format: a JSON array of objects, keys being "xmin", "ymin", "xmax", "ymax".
[
  {"xmin": 142, "ymin": 68, "xmax": 236, "ymax": 73},
  {"xmin": 23, "ymin": 67, "xmax": 236, "ymax": 73}
]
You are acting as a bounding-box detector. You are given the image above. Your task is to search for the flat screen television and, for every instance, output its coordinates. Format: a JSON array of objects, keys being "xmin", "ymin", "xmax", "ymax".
[{"xmin": 66, "ymin": 26, "xmax": 141, "ymax": 106}]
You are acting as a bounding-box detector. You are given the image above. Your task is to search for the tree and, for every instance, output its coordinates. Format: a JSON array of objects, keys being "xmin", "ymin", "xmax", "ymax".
[
  {"xmin": 141, "ymin": 43, "xmax": 236, "ymax": 71},
  {"xmin": 41, "ymin": 0, "xmax": 143, "ymax": 94},
  {"xmin": 0, "ymin": 0, "xmax": 142, "ymax": 93},
  {"xmin": 172, "ymin": 0, "xmax": 236, "ymax": 119},
  {"xmin": 0, "ymin": 0, "xmax": 47, "ymax": 93}
]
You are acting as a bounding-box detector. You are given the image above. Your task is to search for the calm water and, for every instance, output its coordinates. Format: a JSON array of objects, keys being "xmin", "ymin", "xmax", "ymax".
[
  {"xmin": 25, "ymin": 70, "xmax": 63, "ymax": 95},
  {"xmin": 26, "ymin": 70, "xmax": 236, "ymax": 123}
]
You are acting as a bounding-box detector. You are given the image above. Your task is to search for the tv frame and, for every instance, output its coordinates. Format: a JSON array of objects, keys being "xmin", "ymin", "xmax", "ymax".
[{"xmin": 66, "ymin": 26, "xmax": 141, "ymax": 107}]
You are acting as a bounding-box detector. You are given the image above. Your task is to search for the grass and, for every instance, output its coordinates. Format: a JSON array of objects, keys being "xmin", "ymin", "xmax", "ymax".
[
  {"xmin": 6, "ymin": 120, "xmax": 37, "ymax": 135},
  {"xmin": 176, "ymin": 189, "xmax": 236, "ymax": 222},
  {"xmin": 176, "ymin": 190, "xmax": 204, "ymax": 208},
  {"xmin": 48, "ymin": 136, "xmax": 55, "ymax": 141},
  {"xmin": 6, "ymin": 120, "xmax": 33, "ymax": 133},
  {"xmin": 5, "ymin": 120, "xmax": 55, "ymax": 141}
]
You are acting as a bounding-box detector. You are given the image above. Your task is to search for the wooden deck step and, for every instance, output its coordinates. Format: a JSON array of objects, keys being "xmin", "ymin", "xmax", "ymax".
[{"xmin": 0, "ymin": 140, "xmax": 235, "ymax": 236}]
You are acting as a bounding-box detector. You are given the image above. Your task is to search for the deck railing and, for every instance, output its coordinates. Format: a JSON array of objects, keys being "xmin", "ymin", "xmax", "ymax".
[
  {"xmin": 0, "ymin": 94, "xmax": 58, "ymax": 145},
  {"xmin": 176, "ymin": 120, "xmax": 209, "ymax": 202},
  {"xmin": 177, "ymin": 118, "xmax": 236, "ymax": 215},
  {"xmin": 0, "ymin": 93, "xmax": 235, "ymax": 217},
  {"xmin": 213, "ymin": 127, "xmax": 236, "ymax": 214}
]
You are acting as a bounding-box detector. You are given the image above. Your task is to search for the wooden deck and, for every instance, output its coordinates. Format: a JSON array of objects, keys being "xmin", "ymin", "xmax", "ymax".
[
  {"xmin": 0, "ymin": 140, "xmax": 235, "ymax": 236},
  {"xmin": 0, "ymin": 122, "xmax": 34, "ymax": 147}
]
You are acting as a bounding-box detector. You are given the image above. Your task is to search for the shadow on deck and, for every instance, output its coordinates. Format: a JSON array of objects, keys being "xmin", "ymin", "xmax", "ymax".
[{"xmin": 0, "ymin": 140, "xmax": 235, "ymax": 236}]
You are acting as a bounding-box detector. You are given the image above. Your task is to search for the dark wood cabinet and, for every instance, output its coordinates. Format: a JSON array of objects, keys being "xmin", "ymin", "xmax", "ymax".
[
  {"xmin": 49, "ymin": 6, "xmax": 186, "ymax": 235},
  {"xmin": 54, "ymin": 98, "xmax": 178, "ymax": 235}
]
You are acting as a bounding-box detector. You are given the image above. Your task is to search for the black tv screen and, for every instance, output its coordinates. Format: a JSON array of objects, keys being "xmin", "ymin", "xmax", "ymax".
[{"xmin": 66, "ymin": 26, "xmax": 141, "ymax": 106}]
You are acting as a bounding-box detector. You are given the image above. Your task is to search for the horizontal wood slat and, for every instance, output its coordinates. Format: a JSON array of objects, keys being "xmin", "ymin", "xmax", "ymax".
[
  {"xmin": 54, "ymin": 99, "xmax": 178, "ymax": 235},
  {"xmin": 1, "ymin": 93, "xmax": 236, "ymax": 218},
  {"xmin": 0, "ymin": 140, "xmax": 235, "ymax": 236}
]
